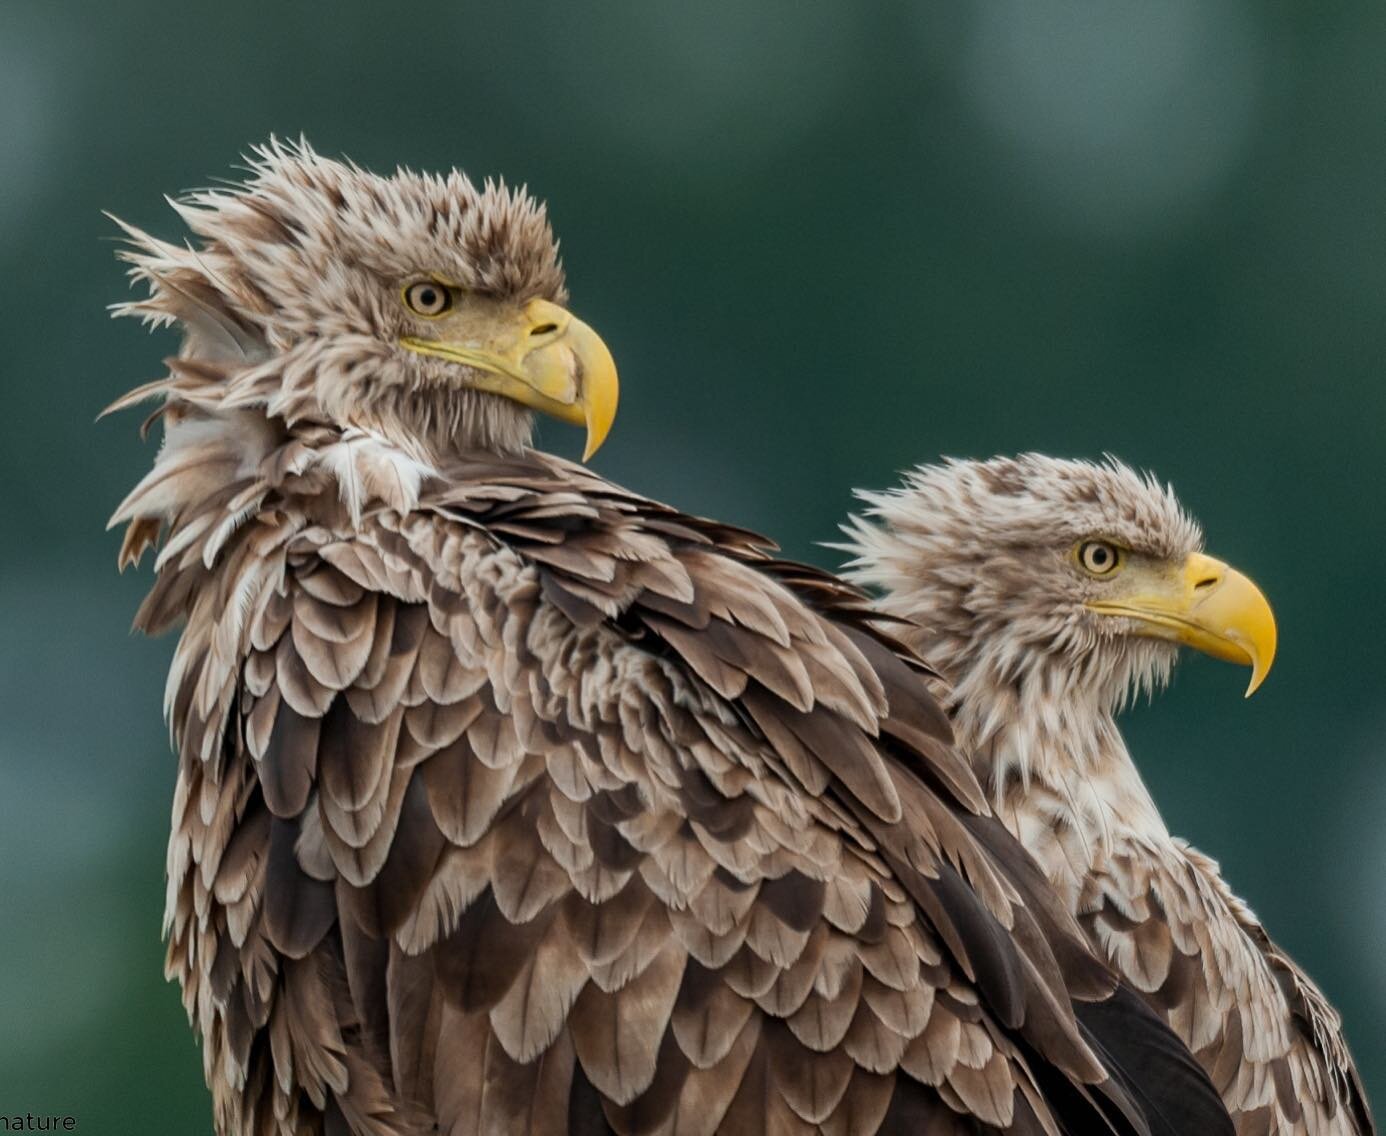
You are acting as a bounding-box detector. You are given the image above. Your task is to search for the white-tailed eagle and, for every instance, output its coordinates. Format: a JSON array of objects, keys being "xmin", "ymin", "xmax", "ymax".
[{"xmin": 843, "ymin": 453, "xmax": 1374, "ymax": 1136}]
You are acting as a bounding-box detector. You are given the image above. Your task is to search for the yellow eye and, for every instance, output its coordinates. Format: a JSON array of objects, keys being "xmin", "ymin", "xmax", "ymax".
[
  {"xmin": 403, "ymin": 280, "xmax": 452, "ymax": 317},
  {"xmin": 1077, "ymin": 540, "xmax": 1122, "ymax": 576}
]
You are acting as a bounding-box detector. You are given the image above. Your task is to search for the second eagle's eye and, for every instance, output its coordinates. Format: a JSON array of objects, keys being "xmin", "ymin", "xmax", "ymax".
[
  {"xmin": 1078, "ymin": 540, "xmax": 1121, "ymax": 576},
  {"xmin": 404, "ymin": 281, "xmax": 452, "ymax": 317}
]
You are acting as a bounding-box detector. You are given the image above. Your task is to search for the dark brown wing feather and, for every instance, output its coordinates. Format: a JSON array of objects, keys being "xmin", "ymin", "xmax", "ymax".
[{"xmin": 148, "ymin": 448, "xmax": 1230, "ymax": 1136}]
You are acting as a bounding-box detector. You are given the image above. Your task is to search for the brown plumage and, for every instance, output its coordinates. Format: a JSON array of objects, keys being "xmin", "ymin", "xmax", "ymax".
[
  {"xmin": 109, "ymin": 142, "xmax": 1228, "ymax": 1135},
  {"xmin": 843, "ymin": 454, "xmax": 1375, "ymax": 1136}
]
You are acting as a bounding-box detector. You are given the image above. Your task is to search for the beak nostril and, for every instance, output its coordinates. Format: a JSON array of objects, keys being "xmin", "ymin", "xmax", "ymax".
[
  {"xmin": 1194, "ymin": 575, "xmax": 1220, "ymax": 591},
  {"xmin": 530, "ymin": 323, "xmax": 559, "ymax": 337}
]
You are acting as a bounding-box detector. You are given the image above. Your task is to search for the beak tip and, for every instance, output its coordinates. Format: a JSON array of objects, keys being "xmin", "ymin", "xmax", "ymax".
[
  {"xmin": 580, "ymin": 405, "xmax": 614, "ymax": 462},
  {"xmin": 578, "ymin": 370, "xmax": 618, "ymax": 463}
]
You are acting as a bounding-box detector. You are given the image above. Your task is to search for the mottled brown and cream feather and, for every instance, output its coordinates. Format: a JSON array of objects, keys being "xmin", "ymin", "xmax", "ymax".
[{"xmin": 139, "ymin": 439, "xmax": 1148, "ymax": 1135}]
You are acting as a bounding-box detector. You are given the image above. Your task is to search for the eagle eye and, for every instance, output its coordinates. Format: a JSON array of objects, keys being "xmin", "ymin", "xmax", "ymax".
[
  {"xmin": 1077, "ymin": 540, "xmax": 1122, "ymax": 577},
  {"xmin": 403, "ymin": 280, "xmax": 453, "ymax": 318}
]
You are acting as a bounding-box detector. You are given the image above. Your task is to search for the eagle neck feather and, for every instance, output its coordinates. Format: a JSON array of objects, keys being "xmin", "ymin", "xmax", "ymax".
[
  {"xmin": 956, "ymin": 655, "xmax": 1167, "ymax": 832},
  {"xmin": 911, "ymin": 627, "xmax": 1172, "ymax": 907}
]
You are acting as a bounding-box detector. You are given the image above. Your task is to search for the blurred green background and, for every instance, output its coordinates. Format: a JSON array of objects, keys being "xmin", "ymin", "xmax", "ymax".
[{"xmin": 1, "ymin": 0, "xmax": 1381, "ymax": 1128}]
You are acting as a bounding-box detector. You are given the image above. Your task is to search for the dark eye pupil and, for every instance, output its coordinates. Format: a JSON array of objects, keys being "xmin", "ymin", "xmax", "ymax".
[{"xmin": 408, "ymin": 283, "xmax": 448, "ymax": 314}]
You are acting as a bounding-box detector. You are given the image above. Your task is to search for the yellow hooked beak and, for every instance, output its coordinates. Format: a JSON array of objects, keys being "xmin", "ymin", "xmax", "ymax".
[
  {"xmin": 1087, "ymin": 552, "xmax": 1278, "ymax": 696},
  {"xmin": 401, "ymin": 298, "xmax": 618, "ymax": 460}
]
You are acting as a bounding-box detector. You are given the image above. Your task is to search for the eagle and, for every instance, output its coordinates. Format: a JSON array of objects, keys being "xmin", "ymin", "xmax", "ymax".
[
  {"xmin": 106, "ymin": 142, "xmax": 1232, "ymax": 1136},
  {"xmin": 841, "ymin": 453, "xmax": 1376, "ymax": 1136}
]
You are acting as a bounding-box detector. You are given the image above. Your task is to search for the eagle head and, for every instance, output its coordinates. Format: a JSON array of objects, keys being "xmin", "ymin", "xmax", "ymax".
[
  {"xmin": 842, "ymin": 454, "xmax": 1277, "ymax": 715},
  {"xmin": 109, "ymin": 138, "xmax": 618, "ymax": 464}
]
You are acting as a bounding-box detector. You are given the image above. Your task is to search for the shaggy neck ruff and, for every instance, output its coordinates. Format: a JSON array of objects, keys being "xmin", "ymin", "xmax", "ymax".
[
  {"xmin": 840, "ymin": 504, "xmax": 1180, "ymax": 899},
  {"xmin": 107, "ymin": 287, "xmax": 540, "ymax": 557},
  {"xmin": 886, "ymin": 603, "xmax": 1172, "ymax": 896}
]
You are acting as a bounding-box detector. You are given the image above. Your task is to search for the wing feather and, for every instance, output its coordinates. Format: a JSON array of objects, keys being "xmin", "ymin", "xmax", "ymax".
[
  {"xmin": 146, "ymin": 446, "xmax": 1219, "ymax": 1135},
  {"xmin": 1080, "ymin": 845, "xmax": 1375, "ymax": 1135}
]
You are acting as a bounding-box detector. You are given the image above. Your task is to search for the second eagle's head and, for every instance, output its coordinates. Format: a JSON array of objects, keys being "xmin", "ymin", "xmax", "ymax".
[{"xmin": 841, "ymin": 454, "xmax": 1277, "ymax": 717}]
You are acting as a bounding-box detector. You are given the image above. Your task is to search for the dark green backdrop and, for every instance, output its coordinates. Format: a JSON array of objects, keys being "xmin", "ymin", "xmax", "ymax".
[{"xmin": 0, "ymin": 1, "xmax": 1380, "ymax": 1128}]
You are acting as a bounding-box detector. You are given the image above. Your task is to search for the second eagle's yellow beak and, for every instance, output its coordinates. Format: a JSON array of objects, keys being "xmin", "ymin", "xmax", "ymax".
[
  {"xmin": 401, "ymin": 298, "xmax": 618, "ymax": 460},
  {"xmin": 1087, "ymin": 552, "xmax": 1278, "ymax": 696}
]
